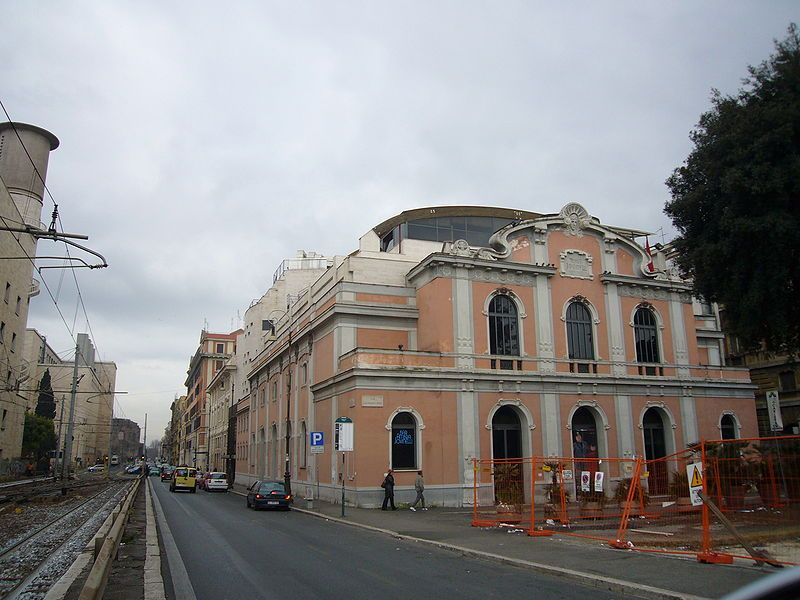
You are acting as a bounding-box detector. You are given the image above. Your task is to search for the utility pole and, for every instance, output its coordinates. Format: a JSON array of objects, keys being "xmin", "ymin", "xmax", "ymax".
[
  {"xmin": 143, "ymin": 413, "xmax": 148, "ymax": 462},
  {"xmin": 62, "ymin": 340, "xmax": 82, "ymax": 482},
  {"xmin": 54, "ymin": 394, "xmax": 66, "ymax": 479},
  {"xmin": 284, "ymin": 320, "xmax": 293, "ymax": 497}
]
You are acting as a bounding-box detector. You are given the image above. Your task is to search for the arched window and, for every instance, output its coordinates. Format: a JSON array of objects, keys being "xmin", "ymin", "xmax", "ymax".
[
  {"xmin": 721, "ymin": 414, "xmax": 737, "ymax": 440},
  {"xmin": 391, "ymin": 412, "xmax": 417, "ymax": 469},
  {"xmin": 566, "ymin": 301, "xmax": 595, "ymax": 373},
  {"xmin": 634, "ymin": 306, "xmax": 662, "ymax": 375},
  {"xmin": 488, "ymin": 294, "xmax": 520, "ymax": 370}
]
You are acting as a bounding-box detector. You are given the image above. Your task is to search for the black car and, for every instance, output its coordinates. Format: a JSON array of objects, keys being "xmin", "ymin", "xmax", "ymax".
[{"xmin": 246, "ymin": 480, "xmax": 292, "ymax": 510}]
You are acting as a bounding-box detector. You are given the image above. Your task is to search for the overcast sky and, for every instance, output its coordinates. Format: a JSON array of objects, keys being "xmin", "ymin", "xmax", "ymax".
[{"xmin": 2, "ymin": 2, "xmax": 796, "ymax": 444}]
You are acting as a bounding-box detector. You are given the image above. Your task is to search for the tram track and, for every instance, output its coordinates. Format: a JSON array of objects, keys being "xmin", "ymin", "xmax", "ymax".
[{"xmin": 0, "ymin": 479, "xmax": 131, "ymax": 600}]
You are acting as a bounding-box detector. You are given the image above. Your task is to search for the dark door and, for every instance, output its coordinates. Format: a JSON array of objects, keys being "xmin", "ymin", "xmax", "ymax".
[
  {"xmin": 643, "ymin": 409, "xmax": 667, "ymax": 495},
  {"xmin": 492, "ymin": 406, "xmax": 523, "ymax": 504}
]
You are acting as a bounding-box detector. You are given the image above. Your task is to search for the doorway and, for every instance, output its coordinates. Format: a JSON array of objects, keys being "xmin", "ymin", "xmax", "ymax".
[
  {"xmin": 492, "ymin": 406, "xmax": 523, "ymax": 504},
  {"xmin": 643, "ymin": 408, "xmax": 668, "ymax": 495}
]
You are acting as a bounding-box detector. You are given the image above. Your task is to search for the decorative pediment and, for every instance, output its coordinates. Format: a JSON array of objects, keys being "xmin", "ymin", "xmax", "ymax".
[{"xmin": 559, "ymin": 203, "xmax": 591, "ymax": 236}]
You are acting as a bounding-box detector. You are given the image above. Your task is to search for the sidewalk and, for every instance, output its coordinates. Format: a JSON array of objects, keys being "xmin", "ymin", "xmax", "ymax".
[{"xmin": 285, "ymin": 497, "xmax": 776, "ymax": 600}]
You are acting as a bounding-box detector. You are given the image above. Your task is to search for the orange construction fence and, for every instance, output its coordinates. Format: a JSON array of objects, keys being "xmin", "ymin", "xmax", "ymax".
[{"xmin": 471, "ymin": 436, "xmax": 800, "ymax": 566}]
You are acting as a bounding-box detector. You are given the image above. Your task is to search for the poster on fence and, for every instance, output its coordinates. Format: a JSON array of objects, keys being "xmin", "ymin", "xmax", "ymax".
[
  {"xmin": 687, "ymin": 462, "xmax": 703, "ymax": 507},
  {"xmin": 594, "ymin": 471, "xmax": 604, "ymax": 492},
  {"xmin": 581, "ymin": 471, "xmax": 591, "ymax": 492}
]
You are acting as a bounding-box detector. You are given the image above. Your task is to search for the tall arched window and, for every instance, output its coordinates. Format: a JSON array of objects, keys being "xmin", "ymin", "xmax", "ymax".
[
  {"xmin": 634, "ymin": 306, "xmax": 662, "ymax": 375},
  {"xmin": 489, "ymin": 294, "xmax": 520, "ymax": 370},
  {"xmin": 391, "ymin": 412, "xmax": 417, "ymax": 469},
  {"xmin": 566, "ymin": 301, "xmax": 595, "ymax": 373}
]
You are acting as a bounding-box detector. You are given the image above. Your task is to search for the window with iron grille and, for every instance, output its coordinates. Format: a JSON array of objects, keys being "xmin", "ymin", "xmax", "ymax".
[{"xmin": 488, "ymin": 295, "xmax": 519, "ymax": 369}]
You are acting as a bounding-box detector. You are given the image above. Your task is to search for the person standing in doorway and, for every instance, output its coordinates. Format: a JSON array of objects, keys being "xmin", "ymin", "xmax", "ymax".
[
  {"xmin": 410, "ymin": 470, "xmax": 426, "ymax": 511},
  {"xmin": 381, "ymin": 469, "xmax": 396, "ymax": 510}
]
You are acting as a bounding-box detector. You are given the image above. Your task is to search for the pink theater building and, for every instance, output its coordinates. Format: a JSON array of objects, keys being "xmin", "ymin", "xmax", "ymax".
[{"xmin": 236, "ymin": 203, "xmax": 755, "ymax": 507}]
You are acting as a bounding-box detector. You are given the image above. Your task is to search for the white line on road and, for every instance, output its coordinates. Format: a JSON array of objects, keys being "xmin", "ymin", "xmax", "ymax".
[{"xmin": 149, "ymin": 482, "xmax": 197, "ymax": 600}]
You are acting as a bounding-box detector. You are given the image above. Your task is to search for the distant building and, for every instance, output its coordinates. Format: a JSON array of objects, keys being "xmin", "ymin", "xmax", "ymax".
[
  {"xmin": 21, "ymin": 330, "xmax": 116, "ymax": 467},
  {"xmin": 112, "ymin": 418, "xmax": 141, "ymax": 462},
  {"xmin": 234, "ymin": 203, "xmax": 756, "ymax": 507},
  {"xmin": 183, "ymin": 330, "xmax": 240, "ymax": 470},
  {"xmin": 723, "ymin": 325, "xmax": 800, "ymax": 436},
  {"xmin": 0, "ymin": 122, "xmax": 58, "ymax": 473}
]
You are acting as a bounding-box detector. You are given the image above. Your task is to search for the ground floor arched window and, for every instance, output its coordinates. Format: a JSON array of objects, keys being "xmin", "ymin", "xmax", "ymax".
[{"xmin": 391, "ymin": 412, "xmax": 417, "ymax": 469}]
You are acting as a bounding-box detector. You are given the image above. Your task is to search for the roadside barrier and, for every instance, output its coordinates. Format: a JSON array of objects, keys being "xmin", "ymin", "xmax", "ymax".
[
  {"xmin": 472, "ymin": 436, "xmax": 800, "ymax": 566},
  {"xmin": 79, "ymin": 477, "xmax": 142, "ymax": 600}
]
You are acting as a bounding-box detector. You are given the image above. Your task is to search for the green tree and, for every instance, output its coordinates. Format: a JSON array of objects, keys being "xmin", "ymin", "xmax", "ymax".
[
  {"xmin": 665, "ymin": 24, "xmax": 800, "ymax": 354},
  {"xmin": 21, "ymin": 412, "xmax": 57, "ymax": 465},
  {"xmin": 35, "ymin": 369, "xmax": 56, "ymax": 420}
]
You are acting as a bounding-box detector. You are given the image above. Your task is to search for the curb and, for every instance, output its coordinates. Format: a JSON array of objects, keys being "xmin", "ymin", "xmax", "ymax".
[{"xmin": 144, "ymin": 480, "xmax": 166, "ymax": 600}]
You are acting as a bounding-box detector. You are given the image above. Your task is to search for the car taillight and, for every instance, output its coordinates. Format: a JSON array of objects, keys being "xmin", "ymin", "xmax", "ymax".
[
  {"xmin": 255, "ymin": 494, "xmax": 263, "ymax": 499},
  {"xmin": 286, "ymin": 495, "xmax": 292, "ymax": 501}
]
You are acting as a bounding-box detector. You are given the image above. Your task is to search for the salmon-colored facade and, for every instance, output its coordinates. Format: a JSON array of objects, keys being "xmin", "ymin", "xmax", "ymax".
[{"xmin": 233, "ymin": 204, "xmax": 756, "ymax": 507}]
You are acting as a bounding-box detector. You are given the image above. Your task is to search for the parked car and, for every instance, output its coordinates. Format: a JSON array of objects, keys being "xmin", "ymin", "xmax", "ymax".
[
  {"xmin": 148, "ymin": 466, "xmax": 160, "ymax": 476},
  {"xmin": 170, "ymin": 466, "xmax": 197, "ymax": 493},
  {"xmin": 126, "ymin": 465, "xmax": 142, "ymax": 475},
  {"xmin": 205, "ymin": 472, "xmax": 229, "ymax": 492},
  {"xmin": 246, "ymin": 480, "xmax": 292, "ymax": 510},
  {"xmin": 87, "ymin": 464, "xmax": 104, "ymax": 473}
]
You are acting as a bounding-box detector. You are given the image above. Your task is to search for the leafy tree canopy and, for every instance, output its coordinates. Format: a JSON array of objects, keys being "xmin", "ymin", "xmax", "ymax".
[
  {"xmin": 35, "ymin": 368, "xmax": 56, "ymax": 420},
  {"xmin": 665, "ymin": 24, "xmax": 800, "ymax": 354},
  {"xmin": 21, "ymin": 412, "xmax": 57, "ymax": 462}
]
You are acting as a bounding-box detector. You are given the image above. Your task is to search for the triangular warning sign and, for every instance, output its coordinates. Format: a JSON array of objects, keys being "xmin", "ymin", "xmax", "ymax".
[{"xmin": 690, "ymin": 466, "xmax": 703, "ymax": 487}]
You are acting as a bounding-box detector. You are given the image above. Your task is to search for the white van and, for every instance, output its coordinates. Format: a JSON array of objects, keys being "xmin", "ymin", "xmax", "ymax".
[{"xmin": 110, "ymin": 455, "xmax": 119, "ymax": 466}]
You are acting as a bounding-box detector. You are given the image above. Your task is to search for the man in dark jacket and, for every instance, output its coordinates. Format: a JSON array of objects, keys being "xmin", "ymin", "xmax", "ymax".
[{"xmin": 381, "ymin": 469, "xmax": 396, "ymax": 510}]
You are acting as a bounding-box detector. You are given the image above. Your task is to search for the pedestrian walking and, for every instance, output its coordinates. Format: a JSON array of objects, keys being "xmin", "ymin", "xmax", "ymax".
[
  {"xmin": 381, "ymin": 469, "xmax": 396, "ymax": 510},
  {"xmin": 409, "ymin": 470, "xmax": 426, "ymax": 511}
]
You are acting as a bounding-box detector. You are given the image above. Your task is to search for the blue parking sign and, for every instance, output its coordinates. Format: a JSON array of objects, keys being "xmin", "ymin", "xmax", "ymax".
[{"xmin": 310, "ymin": 432, "xmax": 324, "ymax": 446}]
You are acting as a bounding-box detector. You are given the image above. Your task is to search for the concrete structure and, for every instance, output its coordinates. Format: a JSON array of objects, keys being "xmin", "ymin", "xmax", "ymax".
[
  {"xmin": 0, "ymin": 122, "xmax": 59, "ymax": 473},
  {"xmin": 234, "ymin": 204, "xmax": 756, "ymax": 508},
  {"xmin": 112, "ymin": 418, "xmax": 141, "ymax": 463},
  {"xmin": 183, "ymin": 330, "xmax": 240, "ymax": 470}
]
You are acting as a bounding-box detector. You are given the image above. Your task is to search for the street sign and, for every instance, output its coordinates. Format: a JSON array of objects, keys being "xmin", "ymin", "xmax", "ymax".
[
  {"xmin": 766, "ymin": 390, "xmax": 784, "ymax": 432},
  {"xmin": 310, "ymin": 431, "xmax": 324, "ymax": 454},
  {"xmin": 334, "ymin": 417, "xmax": 353, "ymax": 451},
  {"xmin": 687, "ymin": 462, "xmax": 703, "ymax": 507}
]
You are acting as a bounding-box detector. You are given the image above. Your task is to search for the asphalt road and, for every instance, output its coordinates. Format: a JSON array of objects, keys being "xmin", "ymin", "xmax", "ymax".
[{"xmin": 151, "ymin": 480, "xmax": 630, "ymax": 600}]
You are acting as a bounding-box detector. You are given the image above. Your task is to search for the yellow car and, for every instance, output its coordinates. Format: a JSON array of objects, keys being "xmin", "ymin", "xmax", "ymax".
[{"xmin": 169, "ymin": 466, "xmax": 197, "ymax": 493}]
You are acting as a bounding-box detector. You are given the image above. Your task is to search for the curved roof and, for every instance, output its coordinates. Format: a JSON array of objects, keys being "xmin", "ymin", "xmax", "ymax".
[{"xmin": 372, "ymin": 205, "xmax": 542, "ymax": 236}]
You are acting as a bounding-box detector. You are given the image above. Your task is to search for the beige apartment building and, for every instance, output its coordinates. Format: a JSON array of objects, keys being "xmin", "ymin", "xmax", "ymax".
[
  {"xmin": 22, "ymin": 330, "xmax": 116, "ymax": 468},
  {"xmin": 0, "ymin": 122, "xmax": 58, "ymax": 473},
  {"xmin": 234, "ymin": 204, "xmax": 756, "ymax": 508}
]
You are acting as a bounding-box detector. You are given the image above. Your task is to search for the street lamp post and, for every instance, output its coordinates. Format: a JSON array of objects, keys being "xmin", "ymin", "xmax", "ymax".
[{"xmin": 284, "ymin": 326, "xmax": 293, "ymax": 498}]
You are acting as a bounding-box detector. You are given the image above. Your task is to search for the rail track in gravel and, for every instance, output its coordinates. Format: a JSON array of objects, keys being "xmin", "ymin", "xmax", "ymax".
[{"xmin": 0, "ymin": 479, "xmax": 132, "ymax": 600}]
